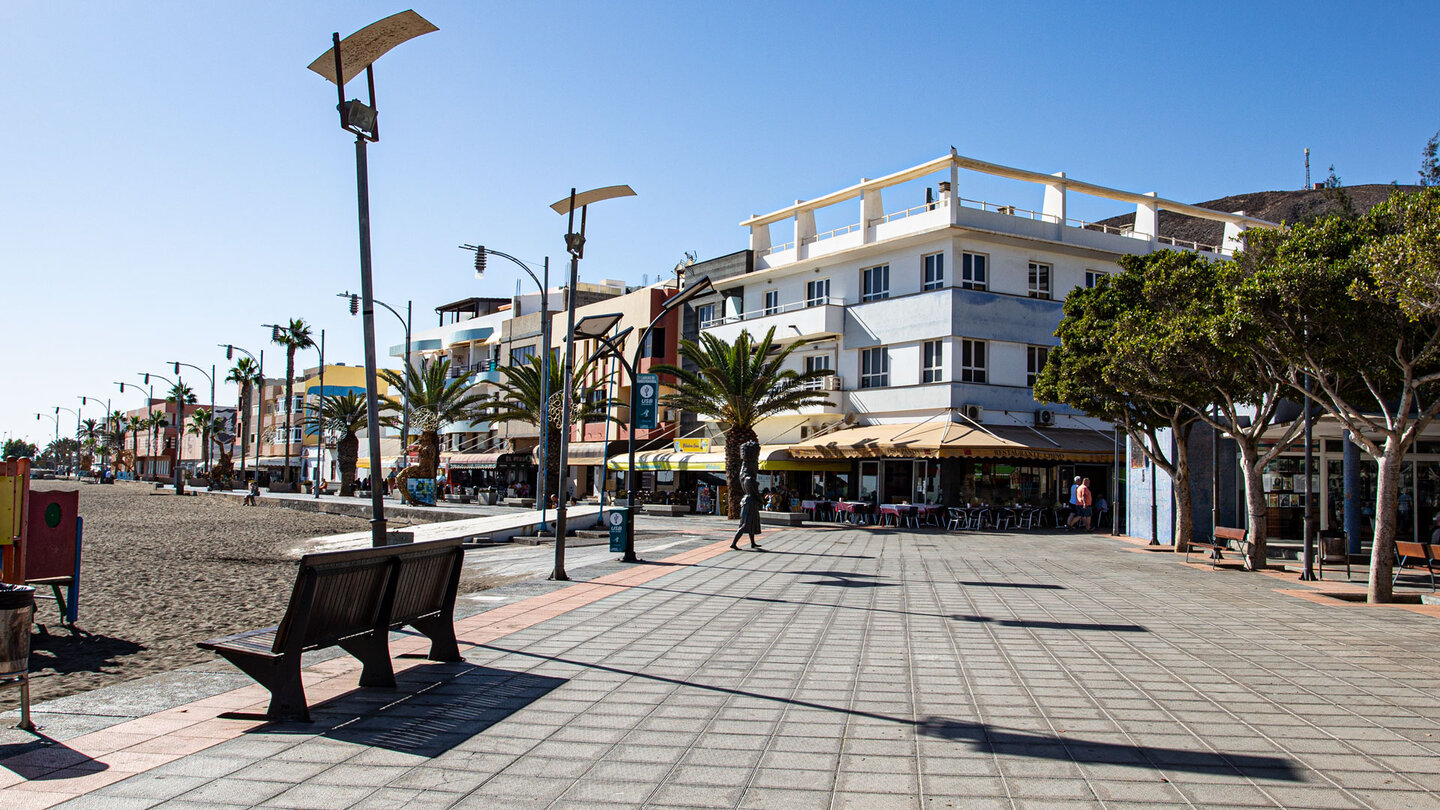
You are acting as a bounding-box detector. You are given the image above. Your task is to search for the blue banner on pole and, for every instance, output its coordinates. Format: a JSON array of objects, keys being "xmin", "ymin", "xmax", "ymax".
[{"xmin": 635, "ymin": 373, "xmax": 659, "ymax": 430}]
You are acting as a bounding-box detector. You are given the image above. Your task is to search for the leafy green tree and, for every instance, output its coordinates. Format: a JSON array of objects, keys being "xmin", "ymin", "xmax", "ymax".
[
  {"xmin": 271, "ymin": 318, "xmax": 315, "ymax": 484},
  {"xmin": 44, "ymin": 438, "xmax": 78, "ymax": 471},
  {"xmin": 1034, "ymin": 274, "xmax": 1202, "ymax": 548},
  {"xmin": 226, "ymin": 357, "xmax": 262, "ymax": 478},
  {"xmin": 1420, "ymin": 131, "xmax": 1440, "ymax": 187},
  {"xmin": 654, "ymin": 327, "xmax": 832, "ymax": 518},
  {"xmin": 3, "ymin": 439, "xmax": 37, "ymax": 459},
  {"xmin": 304, "ymin": 391, "xmax": 368, "ymax": 496},
  {"xmin": 1106, "ymin": 251, "xmax": 1305, "ymax": 565},
  {"xmin": 380, "ymin": 358, "xmax": 486, "ymax": 492},
  {"xmin": 1237, "ymin": 188, "xmax": 1440, "ymax": 602},
  {"xmin": 477, "ymin": 350, "xmax": 616, "ymax": 502}
]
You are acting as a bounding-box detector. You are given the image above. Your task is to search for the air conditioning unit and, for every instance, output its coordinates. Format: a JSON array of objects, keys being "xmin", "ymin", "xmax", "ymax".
[
  {"xmin": 961, "ymin": 404, "xmax": 984, "ymax": 423},
  {"xmin": 1034, "ymin": 409, "xmax": 1056, "ymax": 427},
  {"xmin": 824, "ymin": 375, "xmax": 844, "ymax": 391}
]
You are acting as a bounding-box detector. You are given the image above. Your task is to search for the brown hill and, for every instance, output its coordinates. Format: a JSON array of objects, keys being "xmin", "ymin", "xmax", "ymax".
[{"xmin": 1093, "ymin": 184, "xmax": 1418, "ymax": 248}]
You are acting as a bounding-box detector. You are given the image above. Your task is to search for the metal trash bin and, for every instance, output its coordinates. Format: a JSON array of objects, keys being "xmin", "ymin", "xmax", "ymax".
[{"xmin": 0, "ymin": 583, "xmax": 36, "ymax": 730}]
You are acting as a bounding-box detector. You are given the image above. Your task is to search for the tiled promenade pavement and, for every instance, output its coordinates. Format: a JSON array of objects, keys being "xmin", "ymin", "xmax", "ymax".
[{"xmin": 4, "ymin": 525, "xmax": 1440, "ymax": 809}]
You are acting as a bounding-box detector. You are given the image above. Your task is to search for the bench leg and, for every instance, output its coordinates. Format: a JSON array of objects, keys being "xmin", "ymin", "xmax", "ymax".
[
  {"xmin": 409, "ymin": 615, "xmax": 462, "ymax": 663},
  {"xmin": 338, "ymin": 633, "xmax": 396, "ymax": 688},
  {"xmin": 214, "ymin": 650, "xmax": 310, "ymax": 723}
]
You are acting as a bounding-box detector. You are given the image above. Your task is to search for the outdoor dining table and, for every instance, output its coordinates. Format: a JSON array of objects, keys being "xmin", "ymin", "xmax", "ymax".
[
  {"xmin": 878, "ymin": 503, "xmax": 921, "ymax": 528},
  {"xmin": 801, "ymin": 499, "xmax": 834, "ymax": 522},
  {"xmin": 833, "ymin": 500, "xmax": 874, "ymax": 524}
]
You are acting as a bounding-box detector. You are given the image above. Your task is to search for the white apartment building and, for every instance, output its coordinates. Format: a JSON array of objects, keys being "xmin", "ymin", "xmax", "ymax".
[{"xmin": 695, "ymin": 149, "xmax": 1274, "ymax": 507}]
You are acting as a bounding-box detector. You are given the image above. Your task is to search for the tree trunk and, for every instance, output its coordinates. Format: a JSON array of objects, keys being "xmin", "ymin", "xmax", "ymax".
[
  {"xmin": 1368, "ymin": 446, "xmax": 1402, "ymax": 603},
  {"xmin": 283, "ymin": 350, "xmax": 295, "ymax": 483},
  {"xmin": 1172, "ymin": 423, "xmax": 1194, "ymax": 553},
  {"xmin": 724, "ymin": 425, "xmax": 757, "ymax": 519},
  {"xmin": 1236, "ymin": 438, "xmax": 1269, "ymax": 570},
  {"xmin": 338, "ymin": 433, "xmax": 358, "ymax": 497}
]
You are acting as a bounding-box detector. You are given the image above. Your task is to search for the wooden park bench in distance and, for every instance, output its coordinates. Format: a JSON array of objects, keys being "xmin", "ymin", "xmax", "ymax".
[
  {"xmin": 197, "ymin": 537, "xmax": 465, "ymax": 722},
  {"xmin": 1186, "ymin": 526, "xmax": 1248, "ymax": 569},
  {"xmin": 1394, "ymin": 540, "xmax": 1438, "ymax": 591}
]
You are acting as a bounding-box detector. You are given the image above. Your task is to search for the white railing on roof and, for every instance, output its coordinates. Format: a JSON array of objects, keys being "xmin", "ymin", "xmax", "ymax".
[
  {"xmin": 955, "ymin": 197, "xmax": 1060, "ymax": 223},
  {"xmin": 800, "ymin": 221, "xmax": 863, "ymax": 245},
  {"xmin": 699, "ymin": 296, "xmax": 840, "ymax": 329},
  {"xmin": 870, "ymin": 198, "xmax": 950, "ymax": 226},
  {"xmin": 1156, "ymin": 233, "xmax": 1223, "ymax": 254}
]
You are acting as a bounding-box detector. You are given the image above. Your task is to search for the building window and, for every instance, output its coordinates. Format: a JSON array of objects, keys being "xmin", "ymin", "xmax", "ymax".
[
  {"xmin": 641, "ymin": 327, "xmax": 666, "ymax": 359},
  {"xmin": 510, "ymin": 345, "xmax": 536, "ymax": 366},
  {"xmin": 290, "ymin": 427, "xmax": 303, "ymax": 443},
  {"xmin": 1028, "ymin": 262, "xmax": 1052, "ymax": 299},
  {"xmin": 806, "ymin": 278, "xmax": 831, "ymax": 307},
  {"xmin": 961, "ymin": 252, "xmax": 987, "ymax": 290},
  {"xmin": 805, "ymin": 354, "xmax": 831, "ymax": 376},
  {"xmin": 922, "ymin": 340, "xmax": 943, "ymax": 383},
  {"xmin": 860, "ymin": 347, "xmax": 889, "ymax": 388},
  {"xmin": 961, "ymin": 339, "xmax": 987, "ymax": 383},
  {"xmin": 1085, "ymin": 269, "xmax": 1107, "ymax": 288},
  {"xmin": 763, "ymin": 290, "xmax": 779, "ymax": 315},
  {"xmin": 291, "ymin": 395, "xmax": 304, "ymax": 413},
  {"xmin": 861, "ymin": 265, "xmax": 890, "ymax": 302},
  {"xmin": 922, "ymin": 253, "xmax": 944, "ymax": 291},
  {"xmin": 696, "ymin": 303, "xmax": 717, "ymax": 327},
  {"xmin": 1027, "ymin": 345, "xmax": 1050, "ymax": 386}
]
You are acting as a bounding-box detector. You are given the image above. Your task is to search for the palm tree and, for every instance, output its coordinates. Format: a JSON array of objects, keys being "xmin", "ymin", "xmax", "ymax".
[
  {"xmin": 145, "ymin": 410, "xmax": 169, "ymax": 479},
  {"xmin": 187, "ymin": 408, "xmax": 213, "ymax": 470},
  {"xmin": 478, "ymin": 350, "xmax": 615, "ymax": 503},
  {"xmin": 304, "ymin": 391, "xmax": 368, "ymax": 496},
  {"xmin": 100, "ymin": 413, "xmax": 127, "ymax": 476},
  {"xmin": 77, "ymin": 418, "xmax": 101, "ymax": 474},
  {"xmin": 127, "ymin": 414, "xmax": 146, "ymax": 479},
  {"xmin": 46, "ymin": 438, "xmax": 79, "ymax": 475},
  {"xmin": 167, "ymin": 382, "xmax": 196, "ymax": 479},
  {"xmin": 226, "ymin": 357, "xmax": 262, "ymax": 479},
  {"xmin": 654, "ymin": 326, "xmax": 832, "ymax": 518},
  {"xmin": 271, "ymin": 319, "xmax": 315, "ymax": 484},
  {"xmin": 379, "ymin": 358, "xmax": 486, "ymax": 493}
]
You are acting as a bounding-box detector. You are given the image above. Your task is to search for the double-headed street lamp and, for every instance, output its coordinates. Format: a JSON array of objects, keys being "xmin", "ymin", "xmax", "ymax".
[
  {"xmin": 141, "ymin": 371, "xmax": 183, "ymax": 491},
  {"xmin": 575, "ymin": 276, "xmax": 713, "ymax": 563},
  {"xmin": 167, "ymin": 361, "xmax": 216, "ymax": 471},
  {"xmin": 459, "ymin": 246, "xmax": 551, "ymax": 532},
  {"xmin": 547, "ymin": 185, "xmax": 636, "ymax": 581},
  {"xmin": 339, "ymin": 291, "xmax": 411, "ymax": 464},
  {"xmin": 78, "ymin": 394, "xmax": 112, "ymax": 479},
  {"xmin": 115, "ymin": 381, "xmax": 151, "ymax": 480},
  {"xmin": 220, "ymin": 343, "xmax": 263, "ymax": 480},
  {"xmin": 310, "ymin": 10, "xmax": 436, "ymax": 548}
]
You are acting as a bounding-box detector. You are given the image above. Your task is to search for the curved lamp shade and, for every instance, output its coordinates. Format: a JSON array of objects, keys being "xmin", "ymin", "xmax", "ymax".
[
  {"xmin": 308, "ymin": 9, "xmax": 438, "ymax": 86},
  {"xmin": 550, "ymin": 185, "xmax": 636, "ymax": 215}
]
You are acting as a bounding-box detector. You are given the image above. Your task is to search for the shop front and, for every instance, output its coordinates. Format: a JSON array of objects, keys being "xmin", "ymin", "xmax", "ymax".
[
  {"xmin": 446, "ymin": 452, "xmax": 537, "ymax": 495},
  {"xmin": 605, "ymin": 446, "xmax": 850, "ymax": 514}
]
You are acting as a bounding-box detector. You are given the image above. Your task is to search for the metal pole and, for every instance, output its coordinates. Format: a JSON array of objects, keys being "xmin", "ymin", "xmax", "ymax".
[
  {"xmin": 552, "ymin": 190, "xmax": 580, "ymax": 581},
  {"xmin": 537, "ymin": 256, "xmax": 550, "ymax": 533},
  {"xmin": 402, "ymin": 300, "xmax": 411, "ymax": 465},
  {"xmin": 1148, "ymin": 451, "xmax": 1158, "ymax": 546},
  {"xmin": 1300, "ymin": 376, "xmax": 1317, "ymax": 580},
  {"xmin": 173, "ymin": 382, "xmax": 183, "ymax": 492},
  {"xmin": 210, "ymin": 364, "xmax": 216, "ymax": 472},
  {"xmin": 355, "ymin": 134, "xmax": 388, "ymax": 547},
  {"xmin": 624, "ymin": 344, "xmax": 642, "ymax": 562},
  {"xmin": 315, "ymin": 330, "xmax": 325, "ymax": 500},
  {"xmin": 1112, "ymin": 429, "xmax": 1121, "ymax": 535}
]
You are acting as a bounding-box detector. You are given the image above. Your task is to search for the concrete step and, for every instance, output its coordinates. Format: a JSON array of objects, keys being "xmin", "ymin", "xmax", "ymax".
[{"xmin": 512, "ymin": 534, "xmax": 611, "ymax": 547}]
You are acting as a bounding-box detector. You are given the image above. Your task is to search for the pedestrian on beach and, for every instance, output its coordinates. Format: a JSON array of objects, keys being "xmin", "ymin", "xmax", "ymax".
[
  {"xmin": 731, "ymin": 441, "xmax": 762, "ymax": 550},
  {"xmin": 244, "ymin": 479, "xmax": 260, "ymax": 507}
]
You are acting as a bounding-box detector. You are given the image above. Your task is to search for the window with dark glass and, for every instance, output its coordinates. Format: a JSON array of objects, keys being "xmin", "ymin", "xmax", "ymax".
[
  {"xmin": 1028, "ymin": 262, "xmax": 1052, "ymax": 299},
  {"xmin": 961, "ymin": 252, "xmax": 987, "ymax": 290},
  {"xmin": 923, "ymin": 253, "xmax": 944, "ymax": 291},
  {"xmin": 961, "ymin": 339, "xmax": 987, "ymax": 383},
  {"xmin": 806, "ymin": 278, "xmax": 831, "ymax": 306},
  {"xmin": 763, "ymin": 290, "xmax": 779, "ymax": 315},
  {"xmin": 922, "ymin": 340, "xmax": 943, "ymax": 383},
  {"xmin": 861, "ymin": 265, "xmax": 890, "ymax": 302},
  {"xmin": 1026, "ymin": 345, "xmax": 1049, "ymax": 386},
  {"xmin": 860, "ymin": 347, "xmax": 889, "ymax": 388}
]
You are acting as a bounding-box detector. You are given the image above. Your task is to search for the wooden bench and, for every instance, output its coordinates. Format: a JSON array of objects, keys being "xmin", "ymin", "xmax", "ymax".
[
  {"xmin": 1394, "ymin": 540, "xmax": 1438, "ymax": 591},
  {"xmin": 197, "ymin": 537, "xmax": 465, "ymax": 722},
  {"xmin": 1187, "ymin": 526, "xmax": 1247, "ymax": 569}
]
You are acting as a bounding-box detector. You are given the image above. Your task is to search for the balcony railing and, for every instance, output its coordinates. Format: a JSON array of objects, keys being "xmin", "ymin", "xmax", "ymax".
[
  {"xmin": 700, "ymin": 296, "xmax": 839, "ymax": 329},
  {"xmin": 449, "ymin": 361, "xmax": 500, "ymax": 379}
]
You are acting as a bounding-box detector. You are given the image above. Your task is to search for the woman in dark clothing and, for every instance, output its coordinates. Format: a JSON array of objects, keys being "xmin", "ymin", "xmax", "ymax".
[{"xmin": 731, "ymin": 441, "xmax": 762, "ymax": 550}]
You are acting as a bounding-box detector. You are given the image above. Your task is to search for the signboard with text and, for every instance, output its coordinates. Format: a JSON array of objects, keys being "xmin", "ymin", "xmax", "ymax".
[
  {"xmin": 673, "ymin": 437, "xmax": 710, "ymax": 454},
  {"xmin": 634, "ymin": 373, "xmax": 659, "ymax": 430}
]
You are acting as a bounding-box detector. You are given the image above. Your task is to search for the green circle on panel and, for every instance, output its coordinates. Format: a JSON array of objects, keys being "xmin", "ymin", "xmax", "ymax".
[{"xmin": 45, "ymin": 502, "xmax": 62, "ymax": 528}]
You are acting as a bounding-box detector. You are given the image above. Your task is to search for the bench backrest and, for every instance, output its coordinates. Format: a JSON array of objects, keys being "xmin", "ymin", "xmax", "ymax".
[
  {"xmin": 1214, "ymin": 526, "xmax": 1247, "ymax": 542},
  {"xmin": 389, "ymin": 539, "xmax": 464, "ymax": 625},
  {"xmin": 271, "ymin": 538, "xmax": 464, "ymax": 654},
  {"xmin": 1395, "ymin": 540, "xmax": 1431, "ymax": 562}
]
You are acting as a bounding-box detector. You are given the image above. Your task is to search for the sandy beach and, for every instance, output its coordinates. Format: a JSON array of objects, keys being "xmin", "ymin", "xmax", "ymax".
[{"xmin": 4, "ymin": 481, "xmax": 438, "ymax": 710}]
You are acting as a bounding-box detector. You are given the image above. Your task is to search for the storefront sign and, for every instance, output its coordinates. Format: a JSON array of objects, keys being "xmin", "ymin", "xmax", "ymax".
[
  {"xmin": 634, "ymin": 373, "xmax": 659, "ymax": 430},
  {"xmin": 673, "ymin": 438, "xmax": 710, "ymax": 454}
]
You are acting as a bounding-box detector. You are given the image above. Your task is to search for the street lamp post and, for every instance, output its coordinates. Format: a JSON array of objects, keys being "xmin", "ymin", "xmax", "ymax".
[
  {"xmin": 312, "ymin": 329, "xmax": 326, "ymax": 500},
  {"xmin": 547, "ymin": 186, "xmax": 636, "ymax": 581},
  {"xmin": 168, "ymin": 361, "xmax": 216, "ymax": 472},
  {"xmin": 339, "ymin": 292, "xmax": 411, "ymax": 469},
  {"xmin": 56, "ymin": 406, "xmax": 79, "ymax": 477},
  {"xmin": 114, "ymin": 381, "xmax": 150, "ymax": 480},
  {"xmin": 78, "ymin": 394, "xmax": 112, "ymax": 480},
  {"xmin": 575, "ymin": 276, "xmax": 712, "ymax": 563},
  {"xmin": 310, "ymin": 9, "xmax": 436, "ymax": 548},
  {"xmin": 221, "ymin": 343, "xmax": 263, "ymax": 482},
  {"xmin": 142, "ymin": 372, "xmax": 182, "ymax": 490},
  {"xmin": 459, "ymin": 246, "xmax": 550, "ymax": 532}
]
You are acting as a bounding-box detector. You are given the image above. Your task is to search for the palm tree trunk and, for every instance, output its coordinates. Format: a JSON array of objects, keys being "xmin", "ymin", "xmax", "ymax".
[
  {"xmin": 339, "ymin": 433, "xmax": 358, "ymax": 497},
  {"xmin": 724, "ymin": 426, "xmax": 757, "ymax": 519},
  {"xmin": 283, "ymin": 349, "xmax": 295, "ymax": 484}
]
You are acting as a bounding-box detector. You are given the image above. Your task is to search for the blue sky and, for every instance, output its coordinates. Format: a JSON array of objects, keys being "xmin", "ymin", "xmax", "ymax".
[{"xmin": 4, "ymin": 1, "xmax": 1437, "ymax": 445}]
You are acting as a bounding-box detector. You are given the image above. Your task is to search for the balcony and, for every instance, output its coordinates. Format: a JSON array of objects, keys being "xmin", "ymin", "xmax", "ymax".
[
  {"xmin": 449, "ymin": 361, "xmax": 503, "ymax": 384},
  {"xmin": 701, "ymin": 297, "xmax": 845, "ymax": 347}
]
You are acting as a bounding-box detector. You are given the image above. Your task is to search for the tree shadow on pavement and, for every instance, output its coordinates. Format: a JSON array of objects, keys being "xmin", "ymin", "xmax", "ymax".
[
  {"xmin": 950, "ymin": 614, "xmax": 1147, "ymax": 632},
  {"xmin": 26, "ymin": 628, "xmax": 145, "ymax": 676}
]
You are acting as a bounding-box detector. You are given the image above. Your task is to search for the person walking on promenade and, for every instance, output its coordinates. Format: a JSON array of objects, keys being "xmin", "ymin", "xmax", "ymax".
[
  {"xmin": 1077, "ymin": 477, "xmax": 1094, "ymax": 531},
  {"xmin": 731, "ymin": 441, "xmax": 763, "ymax": 550},
  {"xmin": 1066, "ymin": 476, "xmax": 1082, "ymax": 529}
]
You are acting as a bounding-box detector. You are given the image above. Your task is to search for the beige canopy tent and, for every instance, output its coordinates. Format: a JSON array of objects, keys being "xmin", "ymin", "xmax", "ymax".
[{"xmin": 787, "ymin": 420, "xmax": 1114, "ymax": 463}]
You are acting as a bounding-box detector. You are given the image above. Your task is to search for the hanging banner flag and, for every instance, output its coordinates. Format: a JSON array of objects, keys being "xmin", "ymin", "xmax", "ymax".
[{"xmin": 634, "ymin": 373, "xmax": 659, "ymax": 430}]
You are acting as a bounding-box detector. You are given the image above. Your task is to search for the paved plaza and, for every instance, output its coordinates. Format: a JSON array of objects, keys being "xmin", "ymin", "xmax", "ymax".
[{"xmin": 4, "ymin": 523, "xmax": 1440, "ymax": 809}]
